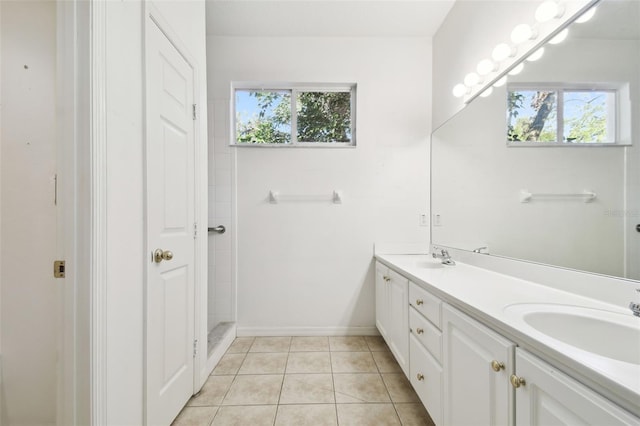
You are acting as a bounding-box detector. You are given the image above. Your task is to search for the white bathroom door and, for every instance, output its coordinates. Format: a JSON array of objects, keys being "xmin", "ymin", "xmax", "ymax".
[{"xmin": 145, "ymin": 18, "xmax": 196, "ymax": 426}]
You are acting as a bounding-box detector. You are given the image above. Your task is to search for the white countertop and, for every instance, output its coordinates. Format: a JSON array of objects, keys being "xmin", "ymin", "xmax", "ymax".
[{"xmin": 375, "ymin": 253, "xmax": 640, "ymax": 417}]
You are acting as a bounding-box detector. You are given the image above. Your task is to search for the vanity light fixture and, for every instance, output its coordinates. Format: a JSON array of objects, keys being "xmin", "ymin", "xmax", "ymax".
[
  {"xmin": 535, "ymin": 1, "xmax": 565, "ymax": 23},
  {"xmin": 452, "ymin": 83, "xmax": 470, "ymax": 98},
  {"xmin": 479, "ymin": 87, "xmax": 494, "ymax": 98},
  {"xmin": 476, "ymin": 59, "xmax": 497, "ymax": 76},
  {"xmin": 549, "ymin": 28, "xmax": 569, "ymax": 44},
  {"xmin": 511, "ymin": 24, "xmax": 537, "ymax": 44},
  {"xmin": 508, "ymin": 63, "xmax": 525, "ymax": 76},
  {"xmin": 464, "ymin": 72, "xmax": 481, "ymax": 87},
  {"xmin": 575, "ymin": 6, "xmax": 596, "ymax": 23},
  {"xmin": 493, "ymin": 76, "xmax": 508, "ymax": 88},
  {"xmin": 492, "ymin": 43, "xmax": 516, "ymax": 62},
  {"xmin": 526, "ymin": 47, "xmax": 545, "ymax": 62}
]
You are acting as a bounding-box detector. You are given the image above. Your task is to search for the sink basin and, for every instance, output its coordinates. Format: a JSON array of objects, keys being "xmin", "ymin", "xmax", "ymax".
[{"xmin": 504, "ymin": 303, "xmax": 640, "ymax": 365}]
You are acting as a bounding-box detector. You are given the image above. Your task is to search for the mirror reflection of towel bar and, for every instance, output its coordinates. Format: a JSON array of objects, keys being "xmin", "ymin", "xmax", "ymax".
[
  {"xmin": 269, "ymin": 190, "xmax": 342, "ymax": 204},
  {"xmin": 520, "ymin": 189, "xmax": 596, "ymax": 203}
]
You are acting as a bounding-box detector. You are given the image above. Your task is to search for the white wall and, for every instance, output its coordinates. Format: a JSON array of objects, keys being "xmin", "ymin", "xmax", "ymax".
[
  {"xmin": 208, "ymin": 36, "xmax": 431, "ymax": 334},
  {"xmin": 101, "ymin": 0, "xmax": 208, "ymax": 423},
  {"xmin": 0, "ymin": 1, "xmax": 58, "ymax": 424}
]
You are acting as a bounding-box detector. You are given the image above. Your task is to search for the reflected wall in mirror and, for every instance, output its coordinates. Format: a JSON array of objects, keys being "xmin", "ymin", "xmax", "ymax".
[{"xmin": 431, "ymin": 0, "xmax": 640, "ymax": 280}]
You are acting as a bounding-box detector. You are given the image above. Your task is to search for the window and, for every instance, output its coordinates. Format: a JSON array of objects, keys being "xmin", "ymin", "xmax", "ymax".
[
  {"xmin": 507, "ymin": 84, "xmax": 620, "ymax": 146},
  {"xmin": 233, "ymin": 83, "xmax": 356, "ymax": 146}
]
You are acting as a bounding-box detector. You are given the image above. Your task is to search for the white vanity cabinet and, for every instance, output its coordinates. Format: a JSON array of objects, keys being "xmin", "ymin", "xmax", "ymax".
[
  {"xmin": 375, "ymin": 262, "xmax": 409, "ymax": 375},
  {"xmin": 513, "ymin": 348, "xmax": 639, "ymax": 426},
  {"xmin": 442, "ymin": 304, "xmax": 515, "ymax": 426},
  {"xmin": 409, "ymin": 282, "xmax": 444, "ymax": 425}
]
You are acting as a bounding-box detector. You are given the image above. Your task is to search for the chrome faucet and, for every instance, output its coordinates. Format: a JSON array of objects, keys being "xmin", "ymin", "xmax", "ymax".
[
  {"xmin": 432, "ymin": 248, "xmax": 456, "ymax": 266},
  {"xmin": 630, "ymin": 289, "xmax": 640, "ymax": 317}
]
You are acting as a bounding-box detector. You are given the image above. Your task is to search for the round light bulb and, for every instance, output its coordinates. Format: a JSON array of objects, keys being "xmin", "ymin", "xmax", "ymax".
[
  {"xmin": 479, "ymin": 87, "xmax": 494, "ymax": 98},
  {"xmin": 511, "ymin": 24, "xmax": 536, "ymax": 44},
  {"xmin": 492, "ymin": 43, "xmax": 515, "ymax": 62},
  {"xmin": 464, "ymin": 72, "xmax": 481, "ymax": 87},
  {"xmin": 535, "ymin": 1, "xmax": 563, "ymax": 23},
  {"xmin": 549, "ymin": 28, "xmax": 569, "ymax": 45},
  {"xmin": 476, "ymin": 59, "xmax": 497, "ymax": 76},
  {"xmin": 493, "ymin": 76, "xmax": 507, "ymax": 88},
  {"xmin": 508, "ymin": 63, "xmax": 524, "ymax": 76},
  {"xmin": 575, "ymin": 6, "xmax": 596, "ymax": 23},
  {"xmin": 452, "ymin": 83, "xmax": 468, "ymax": 98},
  {"xmin": 526, "ymin": 47, "xmax": 545, "ymax": 62}
]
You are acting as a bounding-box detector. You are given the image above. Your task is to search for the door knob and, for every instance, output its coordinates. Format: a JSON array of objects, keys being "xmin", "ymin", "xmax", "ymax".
[
  {"xmin": 153, "ymin": 249, "xmax": 173, "ymax": 263},
  {"xmin": 208, "ymin": 225, "xmax": 226, "ymax": 234}
]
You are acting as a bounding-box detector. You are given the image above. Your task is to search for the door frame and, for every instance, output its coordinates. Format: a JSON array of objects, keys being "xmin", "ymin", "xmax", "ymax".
[
  {"xmin": 59, "ymin": 1, "xmax": 209, "ymax": 423},
  {"xmin": 56, "ymin": 0, "xmax": 99, "ymax": 424},
  {"xmin": 142, "ymin": 3, "xmax": 209, "ymax": 418}
]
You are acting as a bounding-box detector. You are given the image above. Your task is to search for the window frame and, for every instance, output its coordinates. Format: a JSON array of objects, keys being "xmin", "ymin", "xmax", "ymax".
[
  {"xmin": 506, "ymin": 82, "xmax": 625, "ymax": 147},
  {"xmin": 231, "ymin": 82, "xmax": 357, "ymax": 148}
]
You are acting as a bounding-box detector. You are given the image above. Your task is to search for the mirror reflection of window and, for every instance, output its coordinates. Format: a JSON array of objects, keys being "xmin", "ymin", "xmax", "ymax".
[{"xmin": 507, "ymin": 86, "xmax": 617, "ymax": 145}]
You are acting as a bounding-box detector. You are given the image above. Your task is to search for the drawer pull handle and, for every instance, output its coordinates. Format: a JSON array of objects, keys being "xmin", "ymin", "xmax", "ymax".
[
  {"xmin": 416, "ymin": 299, "xmax": 424, "ymax": 305},
  {"xmin": 491, "ymin": 360, "xmax": 505, "ymax": 372},
  {"xmin": 416, "ymin": 328, "xmax": 424, "ymax": 335},
  {"xmin": 383, "ymin": 275, "xmax": 391, "ymax": 282},
  {"xmin": 416, "ymin": 373, "xmax": 425, "ymax": 381},
  {"xmin": 510, "ymin": 374, "xmax": 526, "ymax": 388}
]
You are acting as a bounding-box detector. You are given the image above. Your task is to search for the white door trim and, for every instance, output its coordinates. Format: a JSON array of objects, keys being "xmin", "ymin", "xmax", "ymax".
[{"xmin": 90, "ymin": 0, "xmax": 109, "ymax": 424}]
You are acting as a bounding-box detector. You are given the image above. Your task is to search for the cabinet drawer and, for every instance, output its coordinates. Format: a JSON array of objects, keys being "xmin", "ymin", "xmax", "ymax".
[
  {"xmin": 410, "ymin": 334, "xmax": 443, "ymax": 426},
  {"xmin": 410, "ymin": 307, "xmax": 442, "ymax": 363},
  {"xmin": 409, "ymin": 282, "xmax": 442, "ymax": 329}
]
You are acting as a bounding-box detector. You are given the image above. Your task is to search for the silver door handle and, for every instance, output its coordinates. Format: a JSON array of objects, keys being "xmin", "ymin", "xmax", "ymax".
[{"xmin": 208, "ymin": 225, "xmax": 226, "ymax": 234}]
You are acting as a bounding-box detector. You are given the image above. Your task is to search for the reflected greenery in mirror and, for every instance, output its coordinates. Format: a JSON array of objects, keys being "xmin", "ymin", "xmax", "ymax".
[{"xmin": 431, "ymin": 0, "xmax": 640, "ymax": 280}]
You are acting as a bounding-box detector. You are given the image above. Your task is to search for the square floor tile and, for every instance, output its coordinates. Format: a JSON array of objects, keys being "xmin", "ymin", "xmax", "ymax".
[
  {"xmin": 336, "ymin": 403, "xmax": 401, "ymax": 426},
  {"xmin": 333, "ymin": 373, "xmax": 391, "ymax": 403},
  {"xmin": 290, "ymin": 336, "xmax": 330, "ymax": 352},
  {"xmin": 275, "ymin": 404, "xmax": 338, "ymax": 426},
  {"xmin": 249, "ymin": 336, "xmax": 292, "ymax": 353},
  {"xmin": 172, "ymin": 406, "xmax": 218, "ymax": 426},
  {"xmin": 187, "ymin": 375, "xmax": 234, "ymax": 406},
  {"xmin": 365, "ymin": 336, "xmax": 390, "ymax": 352},
  {"xmin": 286, "ymin": 352, "xmax": 331, "ymax": 374},
  {"xmin": 222, "ymin": 374, "xmax": 283, "ymax": 405},
  {"xmin": 212, "ymin": 405, "xmax": 277, "ymax": 426},
  {"xmin": 226, "ymin": 337, "xmax": 254, "ymax": 354},
  {"xmin": 331, "ymin": 352, "xmax": 378, "ymax": 373},
  {"xmin": 329, "ymin": 336, "xmax": 369, "ymax": 352},
  {"xmin": 395, "ymin": 403, "xmax": 436, "ymax": 426},
  {"xmin": 373, "ymin": 351, "xmax": 402, "ymax": 373},
  {"xmin": 279, "ymin": 374, "xmax": 335, "ymax": 404},
  {"xmin": 211, "ymin": 353, "xmax": 246, "ymax": 375},
  {"xmin": 382, "ymin": 373, "xmax": 419, "ymax": 403},
  {"xmin": 238, "ymin": 352, "xmax": 288, "ymax": 375}
]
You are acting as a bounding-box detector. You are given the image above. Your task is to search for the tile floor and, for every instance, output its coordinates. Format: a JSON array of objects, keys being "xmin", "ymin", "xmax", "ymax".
[{"xmin": 172, "ymin": 336, "xmax": 436, "ymax": 426}]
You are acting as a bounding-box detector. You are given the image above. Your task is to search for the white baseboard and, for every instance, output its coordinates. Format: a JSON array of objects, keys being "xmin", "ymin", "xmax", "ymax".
[{"xmin": 236, "ymin": 326, "xmax": 380, "ymax": 337}]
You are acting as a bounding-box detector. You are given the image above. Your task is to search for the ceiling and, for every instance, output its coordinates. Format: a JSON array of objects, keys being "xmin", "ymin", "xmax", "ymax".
[{"xmin": 206, "ymin": 0, "xmax": 456, "ymax": 37}]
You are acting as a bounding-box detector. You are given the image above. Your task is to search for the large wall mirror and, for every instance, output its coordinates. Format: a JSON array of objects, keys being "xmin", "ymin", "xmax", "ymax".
[{"xmin": 431, "ymin": 0, "xmax": 640, "ymax": 281}]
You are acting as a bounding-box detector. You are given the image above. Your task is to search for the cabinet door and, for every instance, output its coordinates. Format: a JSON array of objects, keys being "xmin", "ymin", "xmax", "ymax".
[
  {"xmin": 387, "ymin": 270, "xmax": 409, "ymax": 375},
  {"xmin": 375, "ymin": 262, "xmax": 389, "ymax": 338},
  {"xmin": 443, "ymin": 304, "xmax": 515, "ymax": 426},
  {"xmin": 410, "ymin": 334, "xmax": 443, "ymax": 426},
  {"xmin": 515, "ymin": 348, "xmax": 639, "ymax": 426}
]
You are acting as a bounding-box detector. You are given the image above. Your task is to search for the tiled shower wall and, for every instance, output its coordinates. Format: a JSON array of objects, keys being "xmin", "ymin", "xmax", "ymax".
[{"xmin": 207, "ymin": 98, "xmax": 235, "ymax": 332}]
